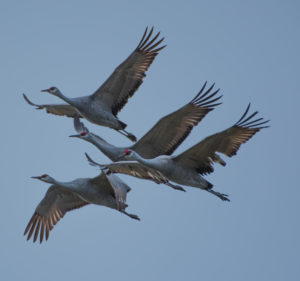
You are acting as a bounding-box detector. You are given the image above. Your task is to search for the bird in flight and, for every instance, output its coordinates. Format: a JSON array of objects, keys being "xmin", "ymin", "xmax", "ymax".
[
  {"xmin": 23, "ymin": 27, "xmax": 166, "ymax": 142},
  {"xmin": 24, "ymin": 172, "xmax": 139, "ymax": 243},
  {"xmin": 93, "ymin": 104, "xmax": 269, "ymax": 201}
]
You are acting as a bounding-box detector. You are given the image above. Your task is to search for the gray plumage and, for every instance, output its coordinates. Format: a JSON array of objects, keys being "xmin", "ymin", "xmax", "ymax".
[
  {"xmin": 103, "ymin": 104, "xmax": 269, "ymax": 201},
  {"xmin": 24, "ymin": 172, "xmax": 139, "ymax": 243},
  {"xmin": 71, "ymin": 82, "xmax": 221, "ymax": 191},
  {"xmin": 23, "ymin": 27, "xmax": 166, "ymax": 142},
  {"xmin": 85, "ymin": 153, "xmax": 186, "ymax": 192}
]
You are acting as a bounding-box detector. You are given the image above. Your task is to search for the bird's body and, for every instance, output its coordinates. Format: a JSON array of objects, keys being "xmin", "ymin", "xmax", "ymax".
[
  {"xmin": 99, "ymin": 104, "xmax": 269, "ymax": 201},
  {"xmin": 24, "ymin": 172, "xmax": 139, "ymax": 243},
  {"xmin": 46, "ymin": 92, "xmax": 126, "ymax": 130},
  {"xmin": 86, "ymin": 154, "xmax": 186, "ymax": 191},
  {"xmin": 71, "ymin": 82, "xmax": 221, "ymax": 191},
  {"xmin": 50, "ymin": 177, "xmax": 116, "ymax": 208},
  {"xmin": 143, "ymin": 155, "xmax": 210, "ymax": 188},
  {"xmin": 110, "ymin": 154, "xmax": 212, "ymax": 190},
  {"xmin": 24, "ymin": 27, "xmax": 166, "ymax": 141}
]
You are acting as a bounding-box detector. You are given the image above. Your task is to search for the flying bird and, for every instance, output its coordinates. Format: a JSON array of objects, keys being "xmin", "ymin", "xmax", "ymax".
[
  {"xmin": 85, "ymin": 153, "xmax": 186, "ymax": 191},
  {"xmin": 23, "ymin": 27, "xmax": 166, "ymax": 142},
  {"xmin": 90, "ymin": 104, "xmax": 269, "ymax": 201},
  {"xmin": 71, "ymin": 82, "xmax": 221, "ymax": 190},
  {"xmin": 24, "ymin": 172, "xmax": 139, "ymax": 243}
]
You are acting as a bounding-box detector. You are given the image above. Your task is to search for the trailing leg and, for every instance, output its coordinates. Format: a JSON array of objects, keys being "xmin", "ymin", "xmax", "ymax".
[
  {"xmin": 165, "ymin": 182, "xmax": 186, "ymax": 192},
  {"xmin": 116, "ymin": 129, "xmax": 137, "ymax": 142},
  {"xmin": 121, "ymin": 210, "xmax": 140, "ymax": 220},
  {"xmin": 206, "ymin": 189, "xmax": 230, "ymax": 201}
]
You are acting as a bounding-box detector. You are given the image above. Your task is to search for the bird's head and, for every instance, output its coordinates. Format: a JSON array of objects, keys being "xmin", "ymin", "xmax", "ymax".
[
  {"xmin": 41, "ymin": 86, "xmax": 60, "ymax": 96},
  {"xmin": 31, "ymin": 174, "xmax": 54, "ymax": 184},
  {"xmin": 118, "ymin": 149, "xmax": 134, "ymax": 160}
]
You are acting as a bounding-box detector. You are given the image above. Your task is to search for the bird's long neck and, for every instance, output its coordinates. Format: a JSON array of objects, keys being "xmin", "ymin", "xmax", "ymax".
[
  {"xmin": 88, "ymin": 134, "xmax": 126, "ymax": 162},
  {"xmin": 131, "ymin": 152, "xmax": 161, "ymax": 170},
  {"xmin": 51, "ymin": 89, "xmax": 76, "ymax": 106},
  {"xmin": 48, "ymin": 177, "xmax": 78, "ymax": 192}
]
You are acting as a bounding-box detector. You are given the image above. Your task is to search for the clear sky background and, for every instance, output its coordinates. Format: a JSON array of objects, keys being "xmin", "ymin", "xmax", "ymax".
[{"xmin": 1, "ymin": 1, "xmax": 299, "ymax": 280}]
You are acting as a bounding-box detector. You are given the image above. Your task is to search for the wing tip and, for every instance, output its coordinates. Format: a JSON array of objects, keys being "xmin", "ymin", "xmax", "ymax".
[
  {"xmin": 235, "ymin": 104, "xmax": 270, "ymax": 130},
  {"xmin": 137, "ymin": 27, "xmax": 166, "ymax": 53}
]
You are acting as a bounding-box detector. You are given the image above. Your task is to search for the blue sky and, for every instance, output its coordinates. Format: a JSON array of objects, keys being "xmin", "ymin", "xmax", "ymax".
[{"xmin": 1, "ymin": 1, "xmax": 299, "ymax": 280}]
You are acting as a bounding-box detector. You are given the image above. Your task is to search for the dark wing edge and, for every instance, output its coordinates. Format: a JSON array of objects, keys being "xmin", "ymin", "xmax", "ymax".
[
  {"xmin": 23, "ymin": 93, "xmax": 81, "ymax": 118},
  {"xmin": 174, "ymin": 104, "xmax": 270, "ymax": 175},
  {"xmin": 132, "ymin": 82, "xmax": 222, "ymax": 158},
  {"xmin": 224, "ymin": 103, "xmax": 270, "ymax": 157},
  {"xmin": 111, "ymin": 26, "xmax": 166, "ymax": 116},
  {"xmin": 91, "ymin": 27, "xmax": 165, "ymax": 116}
]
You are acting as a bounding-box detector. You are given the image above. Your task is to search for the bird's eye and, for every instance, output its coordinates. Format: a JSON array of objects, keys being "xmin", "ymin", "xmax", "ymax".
[
  {"xmin": 125, "ymin": 149, "xmax": 131, "ymax": 155},
  {"xmin": 50, "ymin": 87, "xmax": 56, "ymax": 91},
  {"xmin": 80, "ymin": 132, "xmax": 88, "ymax": 136}
]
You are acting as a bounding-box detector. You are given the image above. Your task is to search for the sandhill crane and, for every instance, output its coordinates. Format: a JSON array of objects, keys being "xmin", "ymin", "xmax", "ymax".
[
  {"xmin": 24, "ymin": 172, "xmax": 139, "ymax": 243},
  {"xmin": 23, "ymin": 27, "xmax": 166, "ymax": 142},
  {"xmin": 69, "ymin": 82, "xmax": 221, "ymax": 160},
  {"xmin": 70, "ymin": 82, "xmax": 221, "ymax": 190},
  {"xmin": 88, "ymin": 104, "xmax": 269, "ymax": 201},
  {"xmin": 86, "ymin": 154, "xmax": 186, "ymax": 191}
]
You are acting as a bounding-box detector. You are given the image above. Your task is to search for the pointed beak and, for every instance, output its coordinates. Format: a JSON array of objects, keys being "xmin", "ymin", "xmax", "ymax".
[
  {"xmin": 69, "ymin": 134, "xmax": 80, "ymax": 138},
  {"xmin": 41, "ymin": 89, "xmax": 49, "ymax": 93},
  {"xmin": 31, "ymin": 176, "xmax": 42, "ymax": 180},
  {"xmin": 116, "ymin": 153, "xmax": 127, "ymax": 161}
]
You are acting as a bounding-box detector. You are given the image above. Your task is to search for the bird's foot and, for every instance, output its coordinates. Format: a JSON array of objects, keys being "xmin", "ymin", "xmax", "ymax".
[
  {"xmin": 121, "ymin": 210, "xmax": 140, "ymax": 220},
  {"xmin": 218, "ymin": 193, "xmax": 230, "ymax": 202},
  {"xmin": 126, "ymin": 132, "xmax": 137, "ymax": 142},
  {"xmin": 207, "ymin": 189, "xmax": 230, "ymax": 202},
  {"xmin": 166, "ymin": 182, "xmax": 186, "ymax": 192},
  {"xmin": 173, "ymin": 185, "xmax": 186, "ymax": 192},
  {"xmin": 128, "ymin": 213, "xmax": 140, "ymax": 220},
  {"xmin": 117, "ymin": 129, "xmax": 137, "ymax": 142}
]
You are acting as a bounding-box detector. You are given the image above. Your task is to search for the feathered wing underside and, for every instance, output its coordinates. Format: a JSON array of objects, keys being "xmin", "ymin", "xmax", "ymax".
[
  {"xmin": 132, "ymin": 82, "xmax": 222, "ymax": 158},
  {"xmin": 90, "ymin": 27, "xmax": 166, "ymax": 116},
  {"xmin": 174, "ymin": 104, "xmax": 270, "ymax": 175},
  {"xmin": 85, "ymin": 153, "xmax": 169, "ymax": 184},
  {"xmin": 23, "ymin": 94, "xmax": 81, "ymax": 118},
  {"xmin": 24, "ymin": 185, "xmax": 88, "ymax": 243},
  {"xmin": 107, "ymin": 161, "xmax": 169, "ymax": 184}
]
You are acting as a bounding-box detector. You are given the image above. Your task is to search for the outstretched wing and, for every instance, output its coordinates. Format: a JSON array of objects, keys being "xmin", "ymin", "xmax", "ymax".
[
  {"xmin": 89, "ymin": 172, "xmax": 116, "ymax": 198},
  {"xmin": 23, "ymin": 94, "xmax": 80, "ymax": 118},
  {"xmin": 173, "ymin": 104, "xmax": 270, "ymax": 175},
  {"xmin": 89, "ymin": 171, "xmax": 130, "ymax": 211},
  {"xmin": 85, "ymin": 153, "xmax": 169, "ymax": 184},
  {"xmin": 24, "ymin": 185, "xmax": 88, "ymax": 243},
  {"xmin": 105, "ymin": 174, "xmax": 131, "ymax": 211},
  {"xmin": 90, "ymin": 27, "xmax": 166, "ymax": 116},
  {"xmin": 73, "ymin": 115, "xmax": 89, "ymax": 133},
  {"xmin": 107, "ymin": 161, "xmax": 170, "ymax": 184},
  {"xmin": 132, "ymin": 82, "xmax": 222, "ymax": 158}
]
